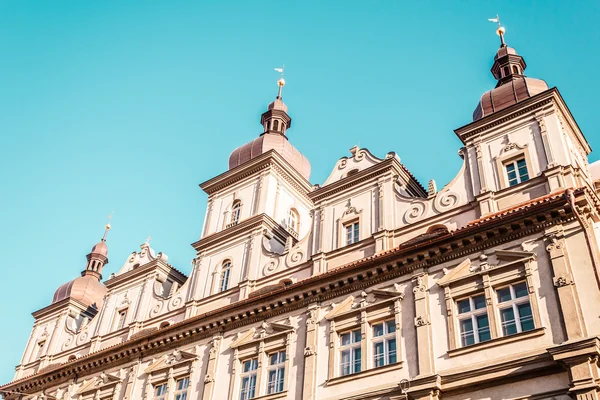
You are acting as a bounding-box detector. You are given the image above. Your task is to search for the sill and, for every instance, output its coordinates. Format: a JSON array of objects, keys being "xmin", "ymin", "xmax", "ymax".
[
  {"xmin": 447, "ymin": 327, "xmax": 545, "ymax": 357},
  {"xmin": 252, "ymin": 391, "xmax": 287, "ymax": 400},
  {"xmin": 326, "ymin": 361, "xmax": 403, "ymax": 386}
]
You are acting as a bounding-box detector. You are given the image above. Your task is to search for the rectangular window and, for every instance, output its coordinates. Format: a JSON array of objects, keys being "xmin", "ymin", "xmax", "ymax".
[
  {"xmin": 505, "ymin": 158, "xmax": 529, "ymax": 187},
  {"xmin": 240, "ymin": 358, "xmax": 258, "ymax": 400},
  {"xmin": 154, "ymin": 383, "xmax": 168, "ymax": 400},
  {"xmin": 36, "ymin": 341, "xmax": 45, "ymax": 359},
  {"xmin": 497, "ymin": 282, "xmax": 534, "ymax": 336},
  {"xmin": 372, "ymin": 319, "xmax": 397, "ymax": 368},
  {"xmin": 340, "ymin": 328, "xmax": 361, "ymax": 376},
  {"xmin": 174, "ymin": 377, "xmax": 189, "ymax": 400},
  {"xmin": 115, "ymin": 309, "xmax": 128, "ymax": 330},
  {"xmin": 457, "ymin": 294, "xmax": 490, "ymax": 347},
  {"xmin": 345, "ymin": 222, "xmax": 360, "ymax": 245},
  {"xmin": 267, "ymin": 351, "xmax": 286, "ymax": 394}
]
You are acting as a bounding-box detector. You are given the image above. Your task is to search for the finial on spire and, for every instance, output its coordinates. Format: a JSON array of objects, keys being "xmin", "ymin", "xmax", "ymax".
[
  {"xmin": 145, "ymin": 235, "xmax": 152, "ymax": 245},
  {"xmin": 274, "ymin": 65, "xmax": 285, "ymax": 99},
  {"xmin": 488, "ymin": 14, "xmax": 506, "ymax": 47},
  {"xmin": 102, "ymin": 212, "xmax": 113, "ymax": 241}
]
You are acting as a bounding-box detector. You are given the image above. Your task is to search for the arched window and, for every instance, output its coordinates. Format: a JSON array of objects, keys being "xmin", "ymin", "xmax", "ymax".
[
  {"xmin": 503, "ymin": 66, "xmax": 510, "ymax": 77},
  {"xmin": 159, "ymin": 321, "xmax": 170, "ymax": 329},
  {"xmin": 273, "ymin": 120, "xmax": 279, "ymax": 131},
  {"xmin": 231, "ymin": 200, "xmax": 242, "ymax": 224},
  {"xmin": 288, "ymin": 208, "xmax": 299, "ymax": 233},
  {"xmin": 219, "ymin": 261, "xmax": 232, "ymax": 292},
  {"xmin": 512, "ymin": 65, "xmax": 519, "ymax": 74}
]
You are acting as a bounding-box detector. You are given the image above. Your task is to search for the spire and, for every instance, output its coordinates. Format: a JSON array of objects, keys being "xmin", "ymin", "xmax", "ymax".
[
  {"xmin": 82, "ymin": 217, "xmax": 111, "ymax": 280},
  {"xmin": 486, "ymin": 16, "xmax": 527, "ymax": 87},
  {"xmin": 260, "ymin": 65, "xmax": 292, "ymax": 136}
]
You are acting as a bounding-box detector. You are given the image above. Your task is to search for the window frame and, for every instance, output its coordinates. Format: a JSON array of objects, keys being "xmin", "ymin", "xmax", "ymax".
[
  {"xmin": 154, "ymin": 383, "xmax": 168, "ymax": 400},
  {"xmin": 339, "ymin": 328, "xmax": 362, "ymax": 376},
  {"xmin": 496, "ymin": 282, "xmax": 535, "ymax": 336},
  {"xmin": 344, "ymin": 221, "xmax": 360, "ymax": 246},
  {"xmin": 371, "ymin": 319, "xmax": 397, "ymax": 368},
  {"xmin": 231, "ymin": 201, "xmax": 242, "ymax": 225},
  {"xmin": 287, "ymin": 208, "xmax": 299, "ymax": 235},
  {"xmin": 239, "ymin": 358, "xmax": 258, "ymax": 400},
  {"xmin": 504, "ymin": 157, "xmax": 530, "ymax": 187},
  {"xmin": 493, "ymin": 146, "xmax": 534, "ymax": 190},
  {"xmin": 455, "ymin": 294, "xmax": 491, "ymax": 347},
  {"xmin": 266, "ymin": 350, "xmax": 286, "ymax": 395},
  {"xmin": 219, "ymin": 261, "xmax": 232, "ymax": 293}
]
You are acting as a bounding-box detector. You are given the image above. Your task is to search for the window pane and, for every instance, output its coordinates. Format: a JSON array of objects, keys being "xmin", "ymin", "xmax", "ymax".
[
  {"xmin": 340, "ymin": 349, "xmax": 351, "ymax": 376},
  {"xmin": 270, "ymin": 353, "xmax": 278, "ymax": 365},
  {"xmin": 352, "ymin": 329, "xmax": 361, "ymax": 343},
  {"xmin": 497, "ymin": 287, "xmax": 512, "ymax": 303},
  {"xmin": 507, "ymin": 170, "xmax": 517, "ymax": 181},
  {"xmin": 374, "ymin": 342, "xmax": 384, "ymax": 367},
  {"xmin": 518, "ymin": 303, "xmax": 534, "ymax": 332},
  {"xmin": 460, "ymin": 318, "xmax": 474, "ymax": 346},
  {"xmin": 506, "ymin": 163, "xmax": 516, "ymax": 173},
  {"xmin": 341, "ymin": 333, "xmax": 350, "ymax": 346},
  {"xmin": 476, "ymin": 314, "xmax": 491, "ymax": 342},
  {"xmin": 457, "ymin": 299, "xmax": 471, "ymax": 314},
  {"xmin": 513, "ymin": 282, "xmax": 528, "ymax": 298},
  {"xmin": 386, "ymin": 320, "xmax": 396, "ymax": 334},
  {"xmin": 516, "ymin": 159, "xmax": 526, "ymax": 168},
  {"xmin": 373, "ymin": 323, "xmax": 384, "ymax": 337},
  {"xmin": 388, "ymin": 339, "xmax": 397, "ymax": 364},
  {"xmin": 473, "ymin": 295, "xmax": 486, "ymax": 310},
  {"xmin": 267, "ymin": 370, "xmax": 277, "ymax": 394},
  {"xmin": 500, "ymin": 307, "xmax": 517, "ymax": 336},
  {"xmin": 353, "ymin": 348, "xmax": 361, "ymax": 373}
]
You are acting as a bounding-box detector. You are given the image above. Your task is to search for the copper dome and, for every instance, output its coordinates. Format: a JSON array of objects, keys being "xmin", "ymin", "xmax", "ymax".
[
  {"xmin": 52, "ymin": 275, "xmax": 107, "ymax": 308},
  {"xmin": 90, "ymin": 240, "xmax": 108, "ymax": 256},
  {"xmin": 228, "ymin": 133, "xmax": 311, "ymax": 180},
  {"xmin": 473, "ymin": 44, "xmax": 549, "ymax": 121}
]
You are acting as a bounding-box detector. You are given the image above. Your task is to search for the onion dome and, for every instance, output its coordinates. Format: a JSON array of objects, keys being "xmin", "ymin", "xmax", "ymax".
[
  {"xmin": 473, "ymin": 28, "xmax": 548, "ymax": 121},
  {"xmin": 51, "ymin": 223, "xmax": 111, "ymax": 308},
  {"xmin": 228, "ymin": 74, "xmax": 311, "ymax": 180}
]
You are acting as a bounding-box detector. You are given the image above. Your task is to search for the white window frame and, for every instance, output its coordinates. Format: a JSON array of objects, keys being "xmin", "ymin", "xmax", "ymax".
[
  {"xmin": 339, "ymin": 328, "xmax": 362, "ymax": 376},
  {"xmin": 496, "ymin": 281, "xmax": 534, "ymax": 336},
  {"xmin": 456, "ymin": 293, "xmax": 490, "ymax": 347},
  {"xmin": 345, "ymin": 221, "xmax": 360, "ymax": 246},
  {"xmin": 173, "ymin": 377, "xmax": 189, "ymax": 400},
  {"xmin": 219, "ymin": 261, "xmax": 232, "ymax": 292},
  {"xmin": 504, "ymin": 157, "xmax": 529, "ymax": 187},
  {"xmin": 287, "ymin": 208, "xmax": 299, "ymax": 234},
  {"xmin": 154, "ymin": 383, "xmax": 168, "ymax": 400},
  {"xmin": 239, "ymin": 358, "xmax": 258, "ymax": 400},
  {"xmin": 372, "ymin": 319, "xmax": 397, "ymax": 368},
  {"xmin": 231, "ymin": 201, "xmax": 242, "ymax": 224},
  {"xmin": 266, "ymin": 350, "xmax": 286, "ymax": 395}
]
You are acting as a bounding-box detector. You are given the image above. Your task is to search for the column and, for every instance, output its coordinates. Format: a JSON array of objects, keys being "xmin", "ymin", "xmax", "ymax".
[
  {"xmin": 475, "ymin": 142, "xmax": 488, "ymax": 194},
  {"xmin": 536, "ymin": 113, "xmax": 555, "ymax": 169}
]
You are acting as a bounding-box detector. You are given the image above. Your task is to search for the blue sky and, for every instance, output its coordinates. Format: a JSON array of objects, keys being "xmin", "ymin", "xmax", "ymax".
[{"xmin": 0, "ymin": 0, "xmax": 598, "ymax": 383}]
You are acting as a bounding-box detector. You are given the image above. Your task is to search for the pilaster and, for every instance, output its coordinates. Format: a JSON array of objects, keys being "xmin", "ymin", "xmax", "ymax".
[
  {"xmin": 412, "ymin": 273, "xmax": 434, "ymax": 376},
  {"xmin": 201, "ymin": 335, "xmax": 222, "ymax": 400},
  {"xmin": 544, "ymin": 228, "xmax": 587, "ymax": 340},
  {"xmin": 302, "ymin": 304, "xmax": 319, "ymax": 400}
]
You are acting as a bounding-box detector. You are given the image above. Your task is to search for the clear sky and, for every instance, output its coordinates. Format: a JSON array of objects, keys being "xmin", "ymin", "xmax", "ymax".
[{"xmin": 0, "ymin": 0, "xmax": 598, "ymax": 383}]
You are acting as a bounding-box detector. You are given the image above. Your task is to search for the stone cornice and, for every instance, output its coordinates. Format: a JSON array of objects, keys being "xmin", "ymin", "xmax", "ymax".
[
  {"xmin": 32, "ymin": 298, "xmax": 96, "ymax": 320},
  {"xmin": 310, "ymin": 157, "xmax": 426, "ymax": 202},
  {"xmin": 0, "ymin": 190, "xmax": 580, "ymax": 394},
  {"xmin": 199, "ymin": 150, "xmax": 313, "ymax": 199},
  {"xmin": 191, "ymin": 213, "xmax": 288, "ymax": 252}
]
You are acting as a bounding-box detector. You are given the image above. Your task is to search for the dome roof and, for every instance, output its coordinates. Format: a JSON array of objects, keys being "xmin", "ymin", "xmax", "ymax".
[
  {"xmin": 90, "ymin": 240, "xmax": 108, "ymax": 257},
  {"xmin": 228, "ymin": 133, "xmax": 311, "ymax": 180},
  {"xmin": 268, "ymin": 98, "xmax": 288, "ymax": 112},
  {"xmin": 52, "ymin": 275, "xmax": 107, "ymax": 308},
  {"xmin": 473, "ymin": 76, "xmax": 548, "ymax": 121}
]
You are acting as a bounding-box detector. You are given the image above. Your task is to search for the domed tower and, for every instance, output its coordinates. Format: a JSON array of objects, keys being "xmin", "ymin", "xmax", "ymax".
[
  {"xmin": 228, "ymin": 72, "xmax": 311, "ymax": 180},
  {"xmin": 472, "ymin": 23, "xmax": 549, "ymax": 121},
  {"xmin": 454, "ymin": 18, "xmax": 593, "ymax": 215}
]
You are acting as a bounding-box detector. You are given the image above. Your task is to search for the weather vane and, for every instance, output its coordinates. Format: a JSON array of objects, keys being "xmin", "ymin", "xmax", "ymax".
[
  {"xmin": 274, "ymin": 65, "xmax": 286, "ymax": 98},
  {"xmin": 102, "ymin": 212, "xmax": 113, "ymax": 241},
  {"xmin": 145, "ymin": 236, "xmax": 152, "ymax": 245},
  {"xmin": 488, "ymin": 14, "xmax": 506, "ymax": 46}
]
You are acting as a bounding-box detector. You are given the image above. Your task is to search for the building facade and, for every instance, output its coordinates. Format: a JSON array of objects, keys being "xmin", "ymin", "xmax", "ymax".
[{"xmin": 3, "ymin": 29, "xmax": 600, "ymax": 400}]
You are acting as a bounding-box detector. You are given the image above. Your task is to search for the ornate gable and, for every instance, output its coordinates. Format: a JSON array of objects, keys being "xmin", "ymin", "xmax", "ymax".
[
  {"xmin": 144, "ymin": 349, "xmax": 196, "ymax": 375},
  {"xmin": 76, "ymin": 372, "xmax": 120, "ymax": 395}
]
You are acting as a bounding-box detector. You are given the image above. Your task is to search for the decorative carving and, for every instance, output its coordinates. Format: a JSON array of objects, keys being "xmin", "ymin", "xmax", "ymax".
[
  {"xmin": 404, "ymin": 201, "xmax": 427, "ymax": 223},
  {"xmin": 479, "ymin": 254, "xmax": 490, "ymax": 270},
  {"xmin": 554, "ymin": 276, "xmax": 571, "ymax": 287},
  {"xmin": 204, "ymin": 374, "xmax": 214, "ymax": 384},
  {"xmin": 434, "ymin": 190, "xmax": 460, "ymax": 212},
  {"xmin": 149, "ymin": 301, "xmax": 164, "ymax": 318},
  {"xmin": 288, "ymin": 248, "xmax": 304, "ymax": 266},
  {"xmin": 168, "ymin": 296, "xmax": 183, "ymax": 311},
  {"xmin": 306, "ymin": 309, "xmax": 318, "ymax": 326},
  {"xmin": 263, "ymin": 259, "xmax": 279, "ymax": 275},
  {"xmin": 304, "ymin": 346, "xmax": 316, "ymax": 357},
  {"xmin": 209, "ymin": 337, "xmax": 220, "ymax": 356},
  {"xmin": 62, "ymin": 335, "xmax": 74, "ymax": 351},
  {"xmin": 76, "ymin": 331, "xmax": 89, "ymax": 345},
  {"xmin": 414, "ymin": 316, "xmax": 430, "ymax": 327},
  {"xmin": 164, "ymin": 349, "xmax": 182, "ymax": 365},
  {"xmin": 344, "ymin": 198, "xmax": 358, "ymax": 216},
  {"xmin": 393, "ymin": 283, "xmax": 402, "ymax": 293},
  {"xmin": 412, "ymin": 276, "xmax": 426, "ymax": 294},
  {"xmin": 545, "ymin": 233, "xmax": 564, "ymax": 252}
]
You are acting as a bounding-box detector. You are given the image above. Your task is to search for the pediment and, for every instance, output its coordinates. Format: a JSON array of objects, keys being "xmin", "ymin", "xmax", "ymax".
[
  {"xmin": 77, "ymin": 372, "xmax": 120, "ymax": 395},
  {"xmin": 438, "ymin": 258, "xmax": 472, "ymax": 287},
  {"xmin": 230, "ymin": 320, "xmax": 294, "ymax": 348},
  {"xmin": 324, "ymin": 295, "xmax": 355, "ymax": 320},
  {"xmin": 144, "ymin": 349, "xmax": 196, "ymax": 374}
]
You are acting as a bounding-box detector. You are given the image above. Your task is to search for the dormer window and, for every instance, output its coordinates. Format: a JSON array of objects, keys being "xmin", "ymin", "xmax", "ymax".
[
  {"xmin": 219, "ymin": 261, "xmax": 232, "ymax": 292},
  {"xmin": 231, "ymin": 201, "xmax": 242, "ymax": 224},
  {"xmin": 287, "ymin": 208, "xmax": 299, "ymax": 233},
  {"xmin": 345, "ymin": 221, "xmax": 360, "ymax": 245},
  {"xmin": 505, "ymin": 158, "xmax": 529, "ymax": 187}
]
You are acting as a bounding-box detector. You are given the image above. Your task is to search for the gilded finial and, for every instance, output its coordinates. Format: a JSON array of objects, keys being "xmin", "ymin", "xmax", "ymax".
[
  {"xmin": 274, "ymin": 65, "xmax": 285, "ymax": 98},
  {"xmin": 102, "ymin": 212, "xmax": 113, "ymax": 241},
  {"xmin": 488, "ymin": 14, "xmax": 506, "ymax": 47}
]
